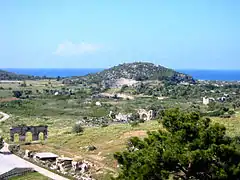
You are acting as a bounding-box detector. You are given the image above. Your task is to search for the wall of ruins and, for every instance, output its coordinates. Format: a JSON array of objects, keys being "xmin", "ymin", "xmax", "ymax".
[{"xmin": 10, "ymin": 126, "xmax": 48, "ymax": 142}]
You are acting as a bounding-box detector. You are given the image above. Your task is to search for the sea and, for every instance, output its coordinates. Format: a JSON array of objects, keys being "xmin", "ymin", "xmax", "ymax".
[{"xmin": 2, "ymin": 68, "xmax": 240, "ymax": 81}]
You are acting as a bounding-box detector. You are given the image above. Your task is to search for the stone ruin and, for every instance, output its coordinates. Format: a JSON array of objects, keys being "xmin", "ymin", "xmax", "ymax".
[
  {"xmin": 24, "ymin": 150, "xmax": 94, "ymax": 180},
  {"xmin": 137, "ymin": 109, "xmax": 155, "ymax": 121},
  {"xmin": 108, "ymin": 109, "xmax": 156, "ymax": 123},
  {"xmin": 10, "ymin": 126, "xmax": 48, "ymax": 142},
  {"xmin": 113, "ymin": 112, "xmax": 132, "ymax": 123}
]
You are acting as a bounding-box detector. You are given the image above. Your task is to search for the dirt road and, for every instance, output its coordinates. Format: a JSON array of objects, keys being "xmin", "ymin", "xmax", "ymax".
[{"xmin": 0, "ymin": 111, "xmax": 10, "ymax": 122}]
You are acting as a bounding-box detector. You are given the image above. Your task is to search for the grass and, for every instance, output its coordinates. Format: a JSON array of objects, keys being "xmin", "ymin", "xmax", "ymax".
[
  {"xmin": 18, "ymin": 113, "xmax": 240, "ymax": 174},
  {"xmin": 0, "ymin": 80, "xmax": 63, "ymax": 97},
  {"xmin": 2, "ymin": 80, "xmax": 240, "ymax": 179},
  {"xmin": 9, "ymin": 172, "xmax": 49, "ymax": 180},
  {"xmin": 21, "ymin": 120, "xmax": 161, "ymax": 178},
  {"xmin": 211, "ymin": 111, "xmax": 240, "ymax": 137}
]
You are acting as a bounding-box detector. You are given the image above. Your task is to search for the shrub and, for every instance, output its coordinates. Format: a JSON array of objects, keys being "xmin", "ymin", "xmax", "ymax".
[
  {"xmin": 129, "ymin": 113, "xmax": 140, "ymax": 121},
  {"xmin": 0, "ymin": 136, "xmax": 3, "ymax": 149},
  {"xmin": 72, "ymin": 123, "xmax": 84, "ymax": 134},
  {"xmin": 12, "ymin": 90, "xmax": 23, "ymax": 98},
  {"xmin": 101, "ymin": 123, "xmax": 109, "ymax": 128},
  {"xmin": 8, "ymin": 144, "xmax": 20, "ymax": 153},
  {"xmin": 87, "ymin": 145, "xmax": 97, "ymax": 151},
  {"xmin": 228, "ymin": 110, "xmax": 235, "ymax": 115},
  {"xmin": 130, "ymin": 121, "xmax": 139, "ymax": 127}
]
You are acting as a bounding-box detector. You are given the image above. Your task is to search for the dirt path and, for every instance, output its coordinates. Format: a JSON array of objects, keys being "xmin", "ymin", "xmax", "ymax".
[
  {"xmin": 0, "ymin": 111, "xmax": 10, "ymax": 122},
  {"xmin": 121, "ymin": 130, "xmax": 147, "ymax": 139}
]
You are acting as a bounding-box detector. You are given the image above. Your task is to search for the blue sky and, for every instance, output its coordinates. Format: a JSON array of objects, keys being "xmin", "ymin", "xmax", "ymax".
[{"xmin": 0, "ymin": 0, "xmax": 239, "ymax": 69}]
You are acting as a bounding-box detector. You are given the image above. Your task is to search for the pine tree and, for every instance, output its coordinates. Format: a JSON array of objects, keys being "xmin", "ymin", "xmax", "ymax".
[{"xmin": 114, "ymin": 109, "xmax": 240, "ymax": 180}]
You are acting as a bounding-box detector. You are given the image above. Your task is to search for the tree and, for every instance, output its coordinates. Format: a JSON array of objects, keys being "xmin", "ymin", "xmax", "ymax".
[
  {"xmin": 20, "ymin": 81, "xmax": 27, "ymax": 87},
  {"xmin": 57, "ymin": 76, "xmax": 61, "ymax": 81},
  {"xmin": 114, "ymin": 109, "xmax": 240, "ymax": 180},
  {"xmin": 0, "ymin": 136, "xmax": 3, "ymax": 149},
  {"xmin": 12, "ymin": 90, "xmax": 22, "ymax": 98},
  {"xmin": 120, "ymin": 85, "xmax": 129, "ymax": 93}
]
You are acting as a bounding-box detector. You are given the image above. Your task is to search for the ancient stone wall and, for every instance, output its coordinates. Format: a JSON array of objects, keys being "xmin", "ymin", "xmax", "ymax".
[
  {"xmin": 138, "ymin": 109, "xmax": 155, "ymax": 121},
  {"xmin": 10, "ymin": 126, "xmax": 48, "ymax": 142}
]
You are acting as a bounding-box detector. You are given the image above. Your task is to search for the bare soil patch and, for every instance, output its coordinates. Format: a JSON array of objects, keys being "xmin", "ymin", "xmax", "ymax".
[
  {"xmin": 121, "ymin": 130, "xmax": 147, "ymax": 139},
  {"xmin": 0, "ymin": 97, "xmax": 19, "ymax": 102}
]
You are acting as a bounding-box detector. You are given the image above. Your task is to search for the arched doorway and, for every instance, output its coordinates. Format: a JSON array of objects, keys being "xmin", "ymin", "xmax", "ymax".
[
  {"xmin": 38, "ymin": 132, "xmax": 44, "ymax": 141},
  {"xmin": 14, "ymin": 133, "xmax": 20, "ymax": 143},
  {"xmin": 142, "ymin": 114, "xmax": 148, "ymax": 121},
  {"xmin": 25, "ymin": 132, "xmax": 33, "ymax": 142}
]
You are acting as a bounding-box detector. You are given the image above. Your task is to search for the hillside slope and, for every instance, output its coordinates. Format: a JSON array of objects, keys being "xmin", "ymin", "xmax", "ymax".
[
  {"xmin": 79, "ymin": 62, "xmax": 194, "ymax": 83},
  {"xmin": 0, "ymin": 70, "xmax": 34, "ymax": 80}
]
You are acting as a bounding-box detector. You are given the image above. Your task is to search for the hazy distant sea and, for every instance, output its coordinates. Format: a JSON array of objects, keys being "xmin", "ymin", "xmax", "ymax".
[
  {"xmin": 3, "ymin": 68, "xmax": 240, "ymax": 81},
  {"xmin": 3, "ymin": 68, "xmax": 102, "ymax": 78}
]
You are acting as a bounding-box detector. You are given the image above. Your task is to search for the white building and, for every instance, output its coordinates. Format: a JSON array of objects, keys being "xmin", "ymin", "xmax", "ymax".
[{"xmin": 203, "ymin": 97, "xmax": 215, "ymax": 105}]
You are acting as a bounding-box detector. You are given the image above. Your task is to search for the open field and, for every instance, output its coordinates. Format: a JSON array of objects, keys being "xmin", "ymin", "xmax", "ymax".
[
  {"xmin": 1, "ymin": 79, "xmax": 240, "ymax": 179},
  {"xmin": 0, "ymin": 79, "xmax": 63, "ymax": 98},
  {"xmin": 9, "ymin": 172, "xmax": 49, "ymax": 180},
  {"xmin": 211, "ymin": 112, "xmax": 240, "ymax": 137},
  {"xmin": 20, "ymin": 121, "xmax": 161, "ymax": 177},
  {"xmin": 18, "ymin": 113, "xmax": 240, "ymax": 179}
]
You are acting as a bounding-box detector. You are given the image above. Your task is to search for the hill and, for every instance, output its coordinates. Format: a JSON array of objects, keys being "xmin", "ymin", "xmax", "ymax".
[
  {"xmin": 0, "ymin": 69, "xmax": 35, "ymax": 80},
  {"xmin": 0, "ymin": 70, "xmax": 53, "ymax": 80},
  {"xmin": 74, "ymin": 62, "xmax": 195, "ymax": 85}
]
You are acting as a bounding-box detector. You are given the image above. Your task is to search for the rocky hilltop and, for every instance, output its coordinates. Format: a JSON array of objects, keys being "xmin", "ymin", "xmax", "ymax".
[{"xmin": 77, "ymin": 62, "xmax": 194, "ymax": 84}]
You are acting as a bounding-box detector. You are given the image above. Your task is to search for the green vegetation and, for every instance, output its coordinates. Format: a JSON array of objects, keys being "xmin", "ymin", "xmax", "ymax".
[
  {"xmin": 65, "ymin": 62, "xmax": 194, "ymax": 86},
  {"xmin": 0, "ymin": 70, "xmax": 33, "ymax": 80},
  {"xmin": 9, "ymin": 172, "xmax": 48, "ymax": 180},
  {"xmin": 1, "ymin": 64, "xmax": 240, "ymax": 179},
  {"xmin": 96, "ymin": 62, "xmax": 193, "ymax": 81},
  {"xmin": 0, "ymin": 69, "xmax": 52, "ymax": 80},
  {"xmin": 0, "ymin": 136, "xmax": 3, "ymax": 149},
  {"xmin": 72, "ymin": 123, "xmax": 84, "ymax": 134},
  {"xmin": 114, "ymin": 109, "xmax": 240, "ymax": 180}
]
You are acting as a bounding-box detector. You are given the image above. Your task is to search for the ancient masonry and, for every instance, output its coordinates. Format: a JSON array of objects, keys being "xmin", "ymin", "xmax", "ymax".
[
  {"xmin": 10, "ymin": 126, "xmax": 48, "ymax": 142},
  {"xmin": 137, "ymin": 109, "xmax": 155, "ymax": 121}
]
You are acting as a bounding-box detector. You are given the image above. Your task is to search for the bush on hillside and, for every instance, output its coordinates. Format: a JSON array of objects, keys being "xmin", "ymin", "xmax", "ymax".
[
  {"xmin": 72, "ymin": 123, "xmax": 84, "ymax": 134},
  {"xmin": 130, "ymin": 121, "xmax": 139, "ymax": 127}
]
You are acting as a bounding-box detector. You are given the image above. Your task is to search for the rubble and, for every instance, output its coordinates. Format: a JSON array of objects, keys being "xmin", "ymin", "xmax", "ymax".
[
  {"xmin": 114, "ymin": 113, "xmax": 132, "ymax": 123},
  {"xmin": 56, "ymin": 157, "xmax": 73, "ymax": 173},
  {"xmin": 95, "ymin": 101, "xmax": 102, "ymax": 106},
  {"xmin": 19, "ymin": 149, "xmax": 95, "ymax": 180}
]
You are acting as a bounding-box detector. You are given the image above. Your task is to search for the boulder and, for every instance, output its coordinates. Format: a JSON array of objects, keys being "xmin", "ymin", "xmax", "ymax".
[
  {"xmin": 87, "ymin": 145, "xmax": 97, "ymax": 151},
  {"xmin": 95, "ymin": 101, "xmax": 102, "ymax": 106},
  {"xmin": 24, "ymin": 149, "xmax": 30, "ymax": 158}
]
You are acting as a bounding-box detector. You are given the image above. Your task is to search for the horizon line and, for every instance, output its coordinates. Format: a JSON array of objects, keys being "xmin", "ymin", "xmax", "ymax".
[{"xmin": 2, "ymin": 68, "xmax": 240, "ymax": 71}]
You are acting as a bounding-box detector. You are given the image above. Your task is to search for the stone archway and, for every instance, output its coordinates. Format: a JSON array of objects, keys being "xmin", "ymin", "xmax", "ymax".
[
  {"xmin": 38, "ymin": 132, "xmax": 44, "ymax": 141},
  {"xmin": 14, "ymin": 133, "xmax": 20, "ymax": 143},
  {"xmin": 142, "ymin": 114, "xmax": 148, "ymax": 121},
  {"xmin": 138, "ymin": 109, "xmax": 155, "ymax": 121},
  {"xmin": 25, "ymin": 132, "xmax": 33, "ymax": 142},
  {"xmin": 10, "ymin": 126, "xmax": 48, "ymax": 142}
]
